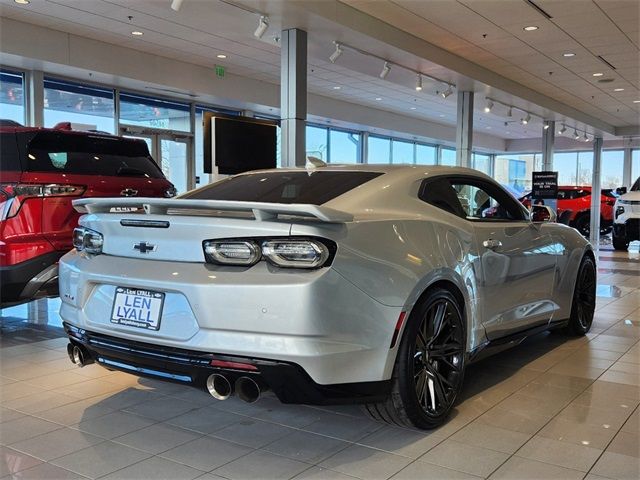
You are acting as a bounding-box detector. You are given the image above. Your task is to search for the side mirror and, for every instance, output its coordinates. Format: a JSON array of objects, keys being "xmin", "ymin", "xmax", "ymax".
[
  {"xmin": 530, "ymin": 205, "xmax": 557, "ymax": 223},
  {"xmin": 616, "ymin": 187, "xmax": 627, "ymax": 195}
]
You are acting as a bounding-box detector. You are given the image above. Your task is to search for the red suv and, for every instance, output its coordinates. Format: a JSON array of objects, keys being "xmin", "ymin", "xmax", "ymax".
[
  {"xmin": 520, "ymin": 186, "xmax": 616, "ymax": 236},
  {"xmin": 1, "ymin": 124, "xmax": 175, "ymax": 307}
]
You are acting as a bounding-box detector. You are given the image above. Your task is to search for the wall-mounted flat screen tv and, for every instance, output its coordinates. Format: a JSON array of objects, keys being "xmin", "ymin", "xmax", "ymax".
[{"xmin": 203, "ymin": 113, "xmax": 277, "ymax": 175}]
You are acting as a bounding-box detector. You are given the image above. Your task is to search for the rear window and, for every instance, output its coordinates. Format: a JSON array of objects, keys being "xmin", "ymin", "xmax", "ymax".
[
  {"xmin": 181, "ymin": 171, "xmax": 383, "ymax": 204},
  {"xmin": 21, "ymin": 131, "xmax": 164, "ymax": 178},
  {"xmin": 0, "ymin": 133, "xmax": 21, "ymax": 171},
  {"xmin": 558, "ymin": 189, "xmax": 589, "ymax": 200}
]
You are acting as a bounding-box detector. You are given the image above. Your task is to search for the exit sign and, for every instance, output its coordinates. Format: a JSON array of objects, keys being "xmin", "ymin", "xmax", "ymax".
[{"xmin": 215, "ymin": 65, "xmax": 225, "ymax": 78}]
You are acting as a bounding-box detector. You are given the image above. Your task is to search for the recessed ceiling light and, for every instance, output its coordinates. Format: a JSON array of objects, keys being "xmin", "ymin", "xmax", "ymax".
[
  {"xmin": 333, "ymin": 86, "xmax": 341, "ymax": 90},
  {"xmin": 439, "ymin": 114, "xmax": 445, "ymax": 117},
  {"xmin": 14, "ymin": 0, "xmax": 30, "ymax": 4},
  {"xmin": 523, "ymin": 26, "xmax": 539, "ymax": 31},
  {"xmin": 410, "ymin": 107, "xmax": 417, "ymax": 110},
  {"xmin": 592, "ymin": 73, "xmax": 604, "ymax": 77},
  {"xmin": 562, "ymin": 52, "xmax": 576, "ymax": 57},
  {"xmin": 216, "ymin": 54, "xmax": 227, "ymax": 59},
  {"xmin": 131, "ymin": 31, "xmax": 144, "ymax": 36},
  {"xmin": 634, "ymin": 100, "xmax": 640, "ymax": 103},
  {"xmin": 614, "ymin": 88, "xmax": 624, "ymax": 92},
  {"xmin": 375, "ymin": 97, "xmax": 382, "ymax": 101}
]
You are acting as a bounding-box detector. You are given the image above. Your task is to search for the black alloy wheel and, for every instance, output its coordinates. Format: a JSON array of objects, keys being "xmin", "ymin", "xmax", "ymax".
[
  {"xmin": 411, "ymin": 298, "xmax": 465, "ymax": 419},
  {"xmin": 363, "ymin": 288, "xmax": 466, "ymax": 429},
  {"xmin": 567, "ymin": 255, "xmax": 596, "ymax": 335}
]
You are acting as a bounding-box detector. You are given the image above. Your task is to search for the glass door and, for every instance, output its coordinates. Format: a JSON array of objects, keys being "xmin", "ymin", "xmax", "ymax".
[
  {"xmin": 120, "ymin": 126, "xmax": 193, "ymax": 194},
  {"xmin": 160, "ymin": 136, "xmax": 189, "ymax": 194}
]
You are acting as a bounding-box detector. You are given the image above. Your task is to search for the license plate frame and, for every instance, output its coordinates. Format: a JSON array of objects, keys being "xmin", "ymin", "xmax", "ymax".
[{"xmin": 110, "ymin": 287, "xmax": 165, "ymax": 331}]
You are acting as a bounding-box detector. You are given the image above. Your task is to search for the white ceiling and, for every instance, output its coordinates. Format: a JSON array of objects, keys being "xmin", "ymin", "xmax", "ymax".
[{"xmin": 0, "ymin": 0, "xmax": 637, "ymax": 141}]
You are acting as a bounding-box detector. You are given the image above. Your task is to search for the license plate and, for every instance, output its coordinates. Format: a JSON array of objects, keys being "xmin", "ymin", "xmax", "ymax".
[{"xmin": 111, "ymin": 287, "xmax": 165, "ymax": 330}]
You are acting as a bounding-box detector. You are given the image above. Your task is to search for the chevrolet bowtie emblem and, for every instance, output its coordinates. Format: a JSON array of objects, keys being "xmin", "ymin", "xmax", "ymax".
[
  {"xmin": 121, "ymin": 188, "xmax": 138, "ymax": 197},
  {"xmin": 133, "ymin": 242, "xmax": 157, "ymax": 254}
]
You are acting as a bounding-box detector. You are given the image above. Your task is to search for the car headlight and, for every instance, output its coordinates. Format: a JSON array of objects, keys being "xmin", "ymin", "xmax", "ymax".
[
  {"xmin": 202, "ymin": 237, "xmax": 334, "ymax": 269},
  {"xmin": 73, "ymin": 227, "xmax": 104, "ymax": 254},
  {"xmin": 616, "ymin": 206, "xmax": 625, "ymax": 219}
]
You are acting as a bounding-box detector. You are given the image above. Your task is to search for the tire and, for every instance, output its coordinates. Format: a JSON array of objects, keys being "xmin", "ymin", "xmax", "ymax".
[
  {"xmin": 612, "ymin": 232, "xmax": 629, "ymax": 251},
  {"xmin": 566, "ymin": 256, "xmax": 596, "ymax": 336},
  {"xmin": 573, "ymin": 214, "xmax": 590, "ymax": 238},
  {"xmin": 363, "ymin": 288, "xmax": 466, "ymax": 429}
]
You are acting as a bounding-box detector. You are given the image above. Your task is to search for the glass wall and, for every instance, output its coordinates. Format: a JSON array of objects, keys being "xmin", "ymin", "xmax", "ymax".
[
  {"xmin": 0, "ymin": 70, "xmax": 25, "ymax": 124},
  {"xmin": 367, "ymin": 135, "xmax": 391, "ymax": 164},
  {"xmin": 494, "ymin": 153, "xmax": 538, "ymax": 193},
  {"xmin": 120, "ymin": 92, "xmax": 190, "ymax": 132},
  {"xmin": 440, "ymin": 148, "xmax": 456, "ymax": 166},
  {"xmin": 44, "ymin": 78, "xmax": 114, "ymax": 133},
  {"xmin": 392, "ymin": 139, "xmax": 414, "ymax": 164},
  {"xmin": 416, "ymin": 144, "xmax": 436, "ymax": 164},
  {"xmin": 329, "ymin": 128, "xmax": 361, "ymax": 164},
  {"xmin": 472, "ymin": 153, "xmax": 491, "ymax": 175},
  {"xmin": 600, "ymin": 150, "xmax": 624, "ymax": 188},
  {"xmin": 633, "ymin": 149, "xmax": 640, "ymax": 183},
  {"xmin": 306, "ymin": 125, "xmax": 328, "ymax": 161}
]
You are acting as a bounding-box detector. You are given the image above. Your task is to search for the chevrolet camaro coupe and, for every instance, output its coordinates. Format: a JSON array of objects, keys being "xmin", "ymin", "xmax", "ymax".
[{"xmin": 60, "ymin": 165, "xmax": 596, "ymax": 429}]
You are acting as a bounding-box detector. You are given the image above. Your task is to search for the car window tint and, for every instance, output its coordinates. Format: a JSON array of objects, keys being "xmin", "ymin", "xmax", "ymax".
[
  {"xmin": 23, "ymin": 131, "xmax": 164, "ymax": 178},
  {"xmin": 181, "ymin": 171, "xmax": 383, "ymax": 205},
  {"xmin": 419, "ymin": 178, "xmax": 466, "ymax": 218},
  {"xmin": 0, "ymin": 133, "xmax": 21, "ymax": 171},
  {"xmin": 450, "ymin": 180, "xmax": 526, "ymax": 221}
]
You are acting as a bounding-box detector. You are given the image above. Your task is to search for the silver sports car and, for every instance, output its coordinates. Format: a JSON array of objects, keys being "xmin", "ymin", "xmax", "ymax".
[{"xmin": 60, "ymin": 165, "xmax": 596, "ymax": 429}]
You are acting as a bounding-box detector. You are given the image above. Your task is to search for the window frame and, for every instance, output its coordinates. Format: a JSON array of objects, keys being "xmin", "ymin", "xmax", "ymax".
[{"xmin": 420, "ymin": 175, "xmax": 529, "ymax": 223}]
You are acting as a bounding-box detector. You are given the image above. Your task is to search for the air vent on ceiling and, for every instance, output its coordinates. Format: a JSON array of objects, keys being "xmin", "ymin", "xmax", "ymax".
[
  {"xmin": 144, "ymin": 86, "xmax": 198, "ymax": 98},
  {"xmin": 524, "ymin": 0, "xmax": 553, "ymax": 19},
  {"xmin": 597, "ymin": 55, "xmax": 617, "ymax": 70},
  {"xmin": 598, "ymin": 78, "xmax": 615, "ymax": 83}
]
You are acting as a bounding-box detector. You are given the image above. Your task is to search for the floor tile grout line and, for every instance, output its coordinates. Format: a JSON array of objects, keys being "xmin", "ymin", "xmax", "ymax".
[{"xmin": 583, "ymin": 402, "xmax": 640, "ymax": 478}]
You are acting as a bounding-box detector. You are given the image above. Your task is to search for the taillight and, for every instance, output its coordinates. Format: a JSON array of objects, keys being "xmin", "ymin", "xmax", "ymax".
[
  {"xmin": 262, "ymin": 239, "xmax": 330, "ymax": 268},
  {"xmin": 203, "ymin": 237, "xmax": 335, "ymax": 269},
  {"xmin": 164, "ymin": 185, "xmax": 178, "ymax": 198},
  {"xmin": 0, "ymin": 183, "xmax": 86, "ymax": 220},
  {"xmin": 73, "ymin": 227, "xmax": 103, "ymax": 254},
  {"xmin": 604, "ymin": 200, "xmax": 615, "ymax": 206}
]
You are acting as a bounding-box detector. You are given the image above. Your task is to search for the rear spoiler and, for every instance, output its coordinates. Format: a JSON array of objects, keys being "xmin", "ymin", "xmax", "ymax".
[{"xmin": 72, "ymin": 197, "xmax": 353, "ymax": 223}]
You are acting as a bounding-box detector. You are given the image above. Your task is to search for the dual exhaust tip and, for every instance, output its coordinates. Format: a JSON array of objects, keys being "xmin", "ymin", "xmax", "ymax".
[
  {"xmin": 66, "ymin": 344, "xmax": 262, "ymax": 403},
  {"xmin": 206, "ymin": 374, "xmax": 263, "ymax": 403},
  {"xmin": 66, "ymin": 343, "xmax": 93, "ymax": 368}
]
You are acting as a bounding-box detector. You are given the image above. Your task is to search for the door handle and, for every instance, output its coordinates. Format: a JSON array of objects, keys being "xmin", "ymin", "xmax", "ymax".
[{"xmin": 483, "ymin": 239, "xmax": 503, "ymax": 250}]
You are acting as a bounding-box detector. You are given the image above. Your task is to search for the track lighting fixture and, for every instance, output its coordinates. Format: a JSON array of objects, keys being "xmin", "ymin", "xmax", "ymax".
[
  {"xmin": 574, "ymin": 129, "xmax": 580, "ymax": 139},
  {"xmin": 329, "ymin": 43, "xmax": 343, "ymax": 63},
  {"xmin": 170, "ymin": 0, "xmax": 184, "ymax": 11},
  {"xmin": 379, "ymin": 62, "xmax": 391, "ymax": 79},
  {"xmin": 558, "ymin": 124, "xmax": 567, "ymax": 135},
  {"xmin": 440, "ymin": 86, "xmax": 453, "ymax": 98},
  {"xmin": 254, "ymin": 15, "xmax": 269, "ymax": 39},
  {"xmin": 543, "ymin": 123, "xmax": 550, "ymax": 130},
  {"xmin": 521, "ymin": 113, "xmax": 531, "ymax": 125},
  {"xmin": 583, "ymin": 132, "xmax": 590, "ymax": 142},
  {"xmin": 507, "ymin": 107, "xmax": 512, "ymax": 117},
  {"xmin": 484, "ymin": 100, "xmax": 493, "ymax": 113},
  {"xmin": 415, "ymin": 74, "xmax": 423, "ymax": 91}
]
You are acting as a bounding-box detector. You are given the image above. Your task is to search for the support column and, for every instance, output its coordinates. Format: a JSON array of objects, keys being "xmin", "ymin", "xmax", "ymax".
[
  {"xmin": 589, "ymin": 137, "xmax": 603, "ymax": 248},
  {"xmin": 456, "ymin": 91, "xmax": 473, "ymax": 167},
  {"xmin": 280, "ymin": 29, "xmax": 307, "ymax": 167},
  {"xmin": 542, "ymin": 121, "xmax": 555, "ymax": 171},
  {"xmin": 25, "ymin": 70, "xmax": 44, "ymax": 127},
  {"xmin": 623, "ymin": 140, "xmax": 633, "ymax": 189}
]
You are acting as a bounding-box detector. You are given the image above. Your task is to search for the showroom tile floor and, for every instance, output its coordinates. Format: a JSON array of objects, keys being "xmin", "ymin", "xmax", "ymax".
[{"xmin": 1, "ymin": 246, "xmax": 639, "ymax": 480}]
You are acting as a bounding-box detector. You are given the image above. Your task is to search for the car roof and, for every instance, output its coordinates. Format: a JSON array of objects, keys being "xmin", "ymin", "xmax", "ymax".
[{"xmin": 0, "ymin": 125, "xmax": 126, "ymax": 142}]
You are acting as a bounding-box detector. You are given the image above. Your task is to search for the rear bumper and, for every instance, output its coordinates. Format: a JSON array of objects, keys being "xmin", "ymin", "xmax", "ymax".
[
  {"xmin": 0, "ymin": 251, "xmax": 64, "ymax": 306},
  {"xmin": 64, "ymin": 323, "xmax": 390, "ymax": 405}
]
